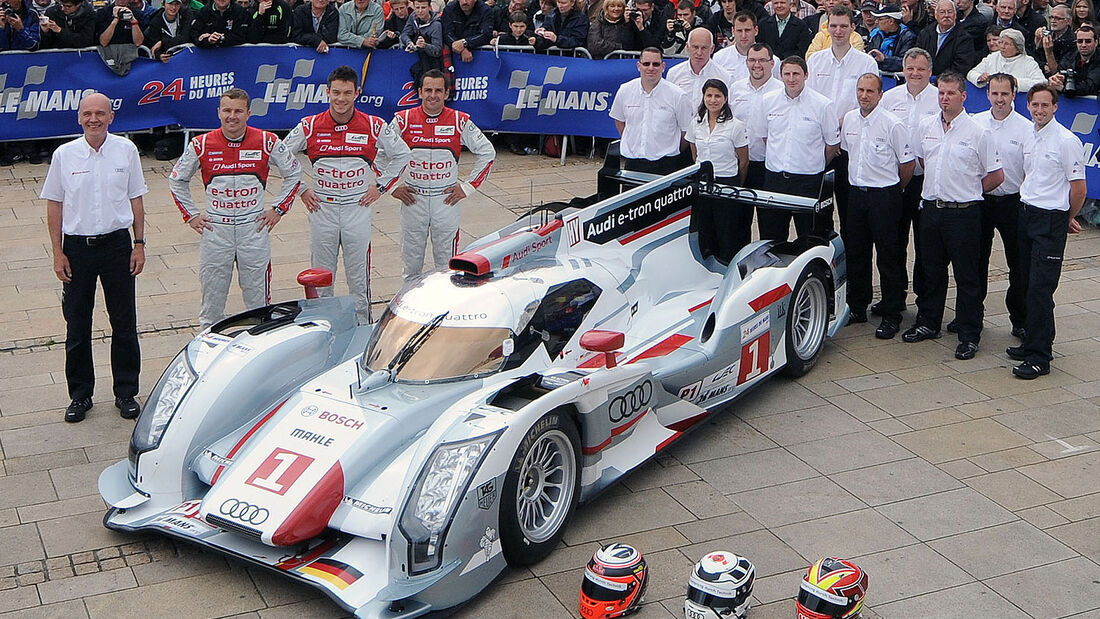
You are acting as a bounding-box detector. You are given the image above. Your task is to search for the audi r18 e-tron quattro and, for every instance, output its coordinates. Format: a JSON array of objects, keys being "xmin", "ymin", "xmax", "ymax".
[{"xmin": 99, "ymin": 162, "xmax": 848, "ymax": 617}]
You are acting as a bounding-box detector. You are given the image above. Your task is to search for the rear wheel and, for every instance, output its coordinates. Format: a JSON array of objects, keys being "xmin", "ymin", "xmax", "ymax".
[
  {"xmin": 783, "ymin": 266, "xmax": 828, "ymax": 377},
  {"xmin": 499, "ymin": 411, "xmax": 580, "ymax": 565}
]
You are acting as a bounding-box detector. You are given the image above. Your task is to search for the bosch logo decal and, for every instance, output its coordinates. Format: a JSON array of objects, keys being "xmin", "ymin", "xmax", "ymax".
[
  {"xmin": 609, "ymin": 381, "xmax": 652, "ymax": 423},
  {"xmin": 319, "ymin": 410, "xmax": 364, "ymax": 430},
  {"xmin": 219, "ymin": 498, "xmax": 270, "ymax": 525},
  {"xmin": 300, "ymin": 405, "xmax": 319, "ymax": 417}
]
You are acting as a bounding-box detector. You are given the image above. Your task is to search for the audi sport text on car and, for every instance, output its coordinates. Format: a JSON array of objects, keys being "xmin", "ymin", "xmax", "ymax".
[{"xmin": 99, "ymin": 164, "xmax": 847, "ymax": 617}]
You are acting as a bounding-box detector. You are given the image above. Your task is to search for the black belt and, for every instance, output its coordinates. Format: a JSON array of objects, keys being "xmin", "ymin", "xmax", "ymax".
[
  {"xmin": 853, "ymin": 185, "xmax": 898, "ymax": 193},
  {"xmin": 772, "ymin": 171, "xmax": 820, "ymax": 180},
  {"xmin": 984, "ymin": 193, "xmax": 1020, "ymax": 203},
  {"xmin": 923, "ymin": 199, "xmax": 978, "ymax": 209},
  {"xmin": 1022, "ymin": 202, "xmax": 1067, "ymax": 213},
  {"xmin": 64, "ymin": 229, "xmax": 128, "ymax": 246}
]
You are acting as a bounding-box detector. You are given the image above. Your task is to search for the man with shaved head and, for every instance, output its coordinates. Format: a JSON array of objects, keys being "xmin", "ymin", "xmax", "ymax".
[
  {"xmin": 667, "ymin": 27, "xmax": 732, "ymax": 107},
  {"xmin": 40, "ymin": 92, "xmax": 147, "ymax": 423}
]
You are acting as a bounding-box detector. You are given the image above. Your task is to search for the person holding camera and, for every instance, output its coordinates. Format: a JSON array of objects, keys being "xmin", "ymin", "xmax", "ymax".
[
  {"xmin": 1048, "ymin": 22, "xmax": 1100, "ymax": 94},
  {"xmin": 661, "ymin": 0, "xmax": 699, "ymax": 55},
  {"xmin": 587, "ymin": 0, "xmax": 640, "ymax": 57},
  {"xmin": 630, "ymin": 0, "xmax": 671, "ymax": 49},
  {"xmin": 96, "ymin": 0, "xmax": 143, "ymax": 47},
  {"xmin": 40, "ymin": 0, "xmax": 95, "ymax": 49},
  {"xmin": 1036, "ymin": 3, "xmax": 1073, "ymax": 70},
  {"xmin": 144, "ymin": 0, "xmax": 193, "ymax": 60},
  {"xmin": 0, "ymin": 0, "xmax": 41, "ymax": 50}
]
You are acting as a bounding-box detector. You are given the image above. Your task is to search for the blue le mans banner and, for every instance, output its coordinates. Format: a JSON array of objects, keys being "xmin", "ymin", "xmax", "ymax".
[{"xmin": 2, "ymin": 45, "xmax": 1099, "ymax": 196}]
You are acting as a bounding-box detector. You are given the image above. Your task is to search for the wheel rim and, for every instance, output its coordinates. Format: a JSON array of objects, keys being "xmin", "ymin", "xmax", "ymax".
[
  {"xmin": 791, "ymin": 277, "xmax": 827, "ymax": 360},
  {"xmin": 515, "ymin": 429, "xmax": 576, "ymax": 543}
]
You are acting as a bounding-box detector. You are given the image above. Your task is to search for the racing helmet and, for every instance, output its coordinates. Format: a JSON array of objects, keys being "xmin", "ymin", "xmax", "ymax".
[
  {"xmin": 796, "ymin": 557, "xmax": 868, "ymax": 619},
  {"xmin": 579, "ymin": 543, "xmax": 649, "ymax": 618},
  {"xmin": 684, "ymin": 551, "xmax": 755, "ymax": 619}
]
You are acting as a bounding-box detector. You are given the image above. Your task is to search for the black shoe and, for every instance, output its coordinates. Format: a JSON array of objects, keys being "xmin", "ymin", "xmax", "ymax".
[
  {"xmin": 1013, "ymin": 361, "xmax": 1050, "ymax": 380},
  {"xmin": 955, "ymin": 341, "xmax": 978, "ymax": 360},
  {"xmin": 115, "ymin": 396, "xmax": 141, "ymax": 419},
  {"xmin": 1011, "ymin": 326, "xmax": 1026, "ymax": 340},
  {"xmin": 946, "ymin": 319, "xmax": 959, "ymax": 333},
  {"xmin": 849, "ymin": 308, "xmax": 868, "ymax": 324},
  {"xmin": 508, "ymin": 144, "xmax": 529, "ymax": 156},
  {"xmin": 28, "ymin": 150, "xmax": 45, "ymax": 165},
  {"xmin": 1005, "ymin": 346, "xmax": 1027, "ymax": 361},
  {"xmin": 875, "ymin": 318, "xmax": 900, "ymax": 339},
  {"xmin": 65, "ymin": 397, "xmax": 92, "ymax": 423},
  {"xmin": 902, "ymin": 325, "xmax": 941, "ymax": 343}
]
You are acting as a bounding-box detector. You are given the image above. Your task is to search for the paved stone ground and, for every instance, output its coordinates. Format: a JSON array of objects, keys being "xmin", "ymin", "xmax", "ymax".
[{"xmin": 2, "ymin": 148, "xmax": 1100, "ymax": 619}]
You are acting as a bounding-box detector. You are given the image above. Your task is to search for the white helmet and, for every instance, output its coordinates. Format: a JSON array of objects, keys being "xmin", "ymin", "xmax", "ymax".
[{"xmin": 684, "ymin": 551, "xmax": 755, "ymax": 619}]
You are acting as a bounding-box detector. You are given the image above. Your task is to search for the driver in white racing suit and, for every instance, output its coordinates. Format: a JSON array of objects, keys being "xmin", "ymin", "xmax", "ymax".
[
  {"xmin": 283, "ymin": 66, "xmax": 412, "ymax": 323},
  {"xmin": 169, "ymin": 88, "xmax": 302, "ymax": 328},
  {"xmin": 390, "ymin": 69, "xmax": 496, "ymax": 282}
]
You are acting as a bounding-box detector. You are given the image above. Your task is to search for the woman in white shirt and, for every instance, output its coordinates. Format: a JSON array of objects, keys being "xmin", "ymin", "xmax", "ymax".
[
  {"xmin": 687, "ymin": 78, "xmax": 750, "ymax": 263},
  {"xmin": 968, "ymin": 28, "xmax": 1047, "ymax": 91}
]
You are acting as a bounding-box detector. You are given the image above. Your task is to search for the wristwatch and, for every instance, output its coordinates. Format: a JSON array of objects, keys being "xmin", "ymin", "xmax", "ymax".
[{"xmin": 133, "ymin": 239, "xmax": 146, "ymax": 245}]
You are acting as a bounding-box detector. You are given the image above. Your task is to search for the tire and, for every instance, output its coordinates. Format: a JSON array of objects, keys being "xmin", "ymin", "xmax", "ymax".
[
  {"xmin": 782, "ymin": 265, "xmax": 829, "ymax": 377},
  {"xmin": 499, "ymin": 410, "xmax": 581, "ymax": 566}
]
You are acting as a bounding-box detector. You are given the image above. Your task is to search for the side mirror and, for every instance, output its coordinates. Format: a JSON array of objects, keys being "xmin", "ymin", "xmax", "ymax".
[
  {"xmin": 297, "ymin": 268, "xmax": 333, "ymax": 300},
  {"xmin": 580, "ymin": 329, "xmax": 625, "ymax": 368}
]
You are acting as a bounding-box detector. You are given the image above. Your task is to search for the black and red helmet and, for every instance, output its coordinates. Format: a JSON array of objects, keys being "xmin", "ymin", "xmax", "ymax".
[
  {"xmin": 579, "ymin": 543, "xmax": 649, "ymax": 618},
  {"xmin": 796, "ymin": 557, "xmax": 869, "ymax": 619}
]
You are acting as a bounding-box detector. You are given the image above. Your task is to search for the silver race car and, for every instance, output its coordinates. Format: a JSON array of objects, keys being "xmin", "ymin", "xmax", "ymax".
[{"xmin": 99, "ymin": 163, "xmax": 848, "ymax": 617}]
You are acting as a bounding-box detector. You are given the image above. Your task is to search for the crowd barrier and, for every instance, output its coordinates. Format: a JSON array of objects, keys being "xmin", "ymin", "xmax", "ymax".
[{"xmin": 1, "ymin": 45, "xmax": 1098, "ymax": 196}]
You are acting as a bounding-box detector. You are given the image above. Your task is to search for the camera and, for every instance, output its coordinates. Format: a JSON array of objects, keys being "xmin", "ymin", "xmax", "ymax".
[
  {"xmin": 118, "ymin": 7, "xmax": 132, "ymax": 19},
  {"xmin": 672, "ymin": 19, "xmax": 685, "ymax": 32},
  {"xmin": 1060, "ymin": 68, "xmax": 1077, "ymax": 93},
  {"xmin": 1, "ymin": 5, "xmax": 16, "ymax": 17},
  {"xmin": 628, "ymin": 9, "xmax": 639, "ymax": 20}
]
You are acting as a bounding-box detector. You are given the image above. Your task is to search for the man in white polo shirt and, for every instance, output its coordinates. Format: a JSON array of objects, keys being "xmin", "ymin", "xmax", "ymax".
[
  {"xmin": 972, "ymin": 72, "xmax": 1030, "ymax": 341},
  {"xmin": 41, "ymin": 92, "xmax": 147, "ymax": 423},
  {"xmin": 667, "ymin": 27, "xmax": 732, "ymax": 109},
  {"xmin": 729, "ymin": 42, "xmax": 783, "ymax": 190},
  {"xmin": 610, "ymin": 47, "xmax": 693, "ymax": 175},
  {"xmin": 1006, "ymin": 83, "xmax": 1087, "ymax": 379},
  {"xmin": 757, "ymin": 54, "xmax": 840, "ymax": 241},
  {"xmin": 714, "ymin": 11, "xmax": 766, "ymax": 82},
  {"xmin": 807, "ymin": 6, "xmax": 879, "ymax": 235},
  {"xmin": 840, "ymin": 73, "xmax": 915, "ymax": 337},
  {"xmin": 879, "ymin": 47, "xmax": 939, "ymax": 314},
  {"xmin": 902, "ymin": 71, "xmax": 1003, "ymax": 362}
]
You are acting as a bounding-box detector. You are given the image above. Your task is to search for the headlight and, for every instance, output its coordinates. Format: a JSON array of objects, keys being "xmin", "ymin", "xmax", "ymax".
[
  {"xmin": 129, "ymin": 353, "xmax": 196, "ymax": 461},
  {"xmin": 398, "ymin": 432, "xmax": 501, "ymax": 575}
]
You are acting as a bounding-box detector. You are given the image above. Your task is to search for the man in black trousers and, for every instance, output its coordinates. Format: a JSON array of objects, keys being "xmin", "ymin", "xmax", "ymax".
[{"xmin": 40, "ymin": 92, "xmax": 147, "ymax": 423}]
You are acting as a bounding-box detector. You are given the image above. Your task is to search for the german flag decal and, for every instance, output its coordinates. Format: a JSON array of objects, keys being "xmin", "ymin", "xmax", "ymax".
[{"xmin": 297, "ymin": 558, "xmax": 364, "ymax": 590}]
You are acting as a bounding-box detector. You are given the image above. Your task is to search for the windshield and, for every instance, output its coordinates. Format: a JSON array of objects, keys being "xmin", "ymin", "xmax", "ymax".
[{"xmin": 363, "ymin": 311, "xmax": 512, "ymax": 382}]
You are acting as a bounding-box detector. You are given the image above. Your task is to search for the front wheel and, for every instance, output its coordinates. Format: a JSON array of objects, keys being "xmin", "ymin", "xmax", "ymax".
[
  {"xmin": 783, "ymin": 265, "xmax": 829, "ymax": 377},
  {"xmin": 499, "ymin": 411, "xmax": 581, "ymax": 566}
]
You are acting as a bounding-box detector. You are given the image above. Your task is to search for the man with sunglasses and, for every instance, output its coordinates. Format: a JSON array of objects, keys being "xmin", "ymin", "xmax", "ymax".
[
  {"xmin": 1048, "ymin": 23, "xmax": 1100, "ymax": 95},
  {"xmin": 609, "ymin": 46, "xmax": 692, "ymax": 174}
]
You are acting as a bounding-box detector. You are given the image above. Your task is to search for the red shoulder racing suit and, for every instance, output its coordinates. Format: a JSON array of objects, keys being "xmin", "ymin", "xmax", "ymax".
[
  {"xmin": 169, "ymin": 127, "xmax": 302, "ymax": 327},
  {"xmin": 283, "ymin": 110, "xmax": 411, "ymax": 322},
  {"xmin": 390, "ymin": 105, "xmax": 495, "ymax": 282}
]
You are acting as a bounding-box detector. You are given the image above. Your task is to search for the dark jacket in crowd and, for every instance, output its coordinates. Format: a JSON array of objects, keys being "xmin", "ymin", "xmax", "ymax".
[
  {"xmin": 95, "ymin": 2, "xmax": 146, "ymax": 45},
  {"xmin": 706, "ymin": 10, "xmax": 733, "ymax": 48},
  {"xmin": 536, "ymin": 6, "xmax": 587, "ymax": 48},
  {"xmin": 956, "ymin": 7, "xmax": 989, "ymax": 54},
  {"xmin": 400, "ymin": 12, "xmax": 441, "ymax": 55},
  {"xmin": 758, "ymin": 12, "xmax": 812, "ymax": 60},
  {"xmin": 143, "ymin": 5, "xmax": 194, "ymax": 51},
  {"xmin": 441, "ymin": 0, "xmax": 493, "ymax": 48},
  {"xmin": 291, "ymin": 2, "xmax": 338, "ymax": 46},
  {"xmin": 868, "ymin": 23, "xmax": 916, "ymax": 72},
  {"xmin": 586, "ymin": 14, "xmax": 640, "ymax": 58},
  {"xmin": 914, "ymin": 23, "xmax": 977, "ymax": 74},
  {"xmin": 190, "ymin": 0, "xmax": 247, "ymax": 47},
  {"xmin": 246, "ymin": 0, "xmax": 291, "ymax": 43},
  {"xmin": 0, "ymin": 2, "xmax": 40, "ymax": 49},
  {"xmin": 496, "ymin": 30, "xmax": 532, "ymax": 45},
  {"xmin": 376, "ymin": 9, "xmax": 407, "ymax": 48},
  {"xmin": 1058, "ymin": 49, "xmax": 1100, "ymax": 96},
  {"xmin": 634, "ymin": 4, "xmax": 670, "ymax": 49},
  {"xmin": 41, "ymin": 2, "xmax": 96, "ymax": 48},
  {"xmin": 1037, "ymin": 26, "xmax": 1075, "ymax": 70}
]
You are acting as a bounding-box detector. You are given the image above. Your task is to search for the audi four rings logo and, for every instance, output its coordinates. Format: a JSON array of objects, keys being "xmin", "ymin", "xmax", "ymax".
[
  {"xmin": 220, "ymin": 498, "xmax": 270, "ymax": 525},
  {"xmin": 608, "ymin": 381, "xmax": 652, "ymax": 423}
]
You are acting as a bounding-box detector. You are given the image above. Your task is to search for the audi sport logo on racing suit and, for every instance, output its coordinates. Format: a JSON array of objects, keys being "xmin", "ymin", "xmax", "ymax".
[
  {"xmin": 609, "ymin": 381, "xmax": 652, "ymax": 423},
  {"xmin": 219, "ymin": 498, "xmax": 270, "ymax": 525}
]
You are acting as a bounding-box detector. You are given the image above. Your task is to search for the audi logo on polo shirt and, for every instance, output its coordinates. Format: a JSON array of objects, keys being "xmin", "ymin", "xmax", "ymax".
[
  {"xmin": 609, "ymin": 381, "xmax": 652, "ymax": 423},
  {"xmin": 220, "ymin": 498, "xmax": 270, "ymax": 525}
]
